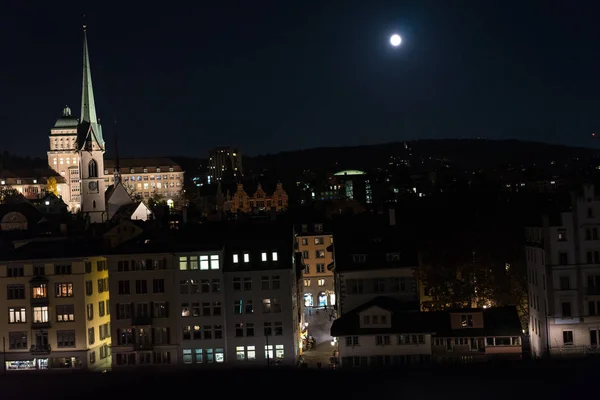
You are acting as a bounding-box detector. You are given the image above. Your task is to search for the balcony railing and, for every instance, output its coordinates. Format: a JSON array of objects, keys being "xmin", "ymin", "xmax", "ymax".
[
  {"xmin": 550, "ymin": 345, "xmax": 600, "ymax": 356},
  {"xmin": 32, "ymin": 321, "xmax": 51, "ymax": 329},
  {"xmin": 30, "ymin": 345, "xmax": 51, "ymax": 355},
  {"xmin": 131, "ymin": 315, "xmax": 153, "ymax": 325},
  {"xmin": 133, "ymin": 342, "xmax": 153, "ymax": 351},
  {"xmin": 30, "ymin": 297, "xmax": 49, "ymax": 305}
]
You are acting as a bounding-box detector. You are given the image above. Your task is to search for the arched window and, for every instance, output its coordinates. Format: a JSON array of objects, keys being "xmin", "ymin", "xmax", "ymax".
[{"xmin": 88, "ymin": 159, "xmax": 98, "ymax": 178}]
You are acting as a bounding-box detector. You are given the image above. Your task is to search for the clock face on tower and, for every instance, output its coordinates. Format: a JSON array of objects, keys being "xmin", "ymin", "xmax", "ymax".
[{"xmin": 88, "ymin": 181, "xmax": 98, "ymax": 192}]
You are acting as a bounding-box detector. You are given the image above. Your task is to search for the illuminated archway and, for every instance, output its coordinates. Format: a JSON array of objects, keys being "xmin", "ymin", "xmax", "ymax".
[
  {"xmin": 303, "ymin": 293, "xmax": 313, "ymax": 307},
  {"xmin": 318, "ymin": 291, "xmax": 327, "ymax": 307}
]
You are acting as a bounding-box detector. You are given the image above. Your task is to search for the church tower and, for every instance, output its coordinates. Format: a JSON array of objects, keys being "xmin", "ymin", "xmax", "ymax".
[{"xmin": 77, "ymin": 25, "xmax": 106, "ymax": 223}]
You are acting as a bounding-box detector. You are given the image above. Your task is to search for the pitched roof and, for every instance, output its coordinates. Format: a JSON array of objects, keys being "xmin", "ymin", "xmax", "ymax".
[
  {"xmin": 104, "ymin": 158, "xmax": 183, "ymax": 172},
  {"xmin": 0, "ymin": 238, "xmax": 108, "ymax": 262},
  {"xmin": 330, "ymin": 296, "xmax": 522, "ymax": 338}
]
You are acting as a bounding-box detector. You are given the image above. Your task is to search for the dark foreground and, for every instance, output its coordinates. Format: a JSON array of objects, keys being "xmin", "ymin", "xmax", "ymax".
[{"xmin": 1, "ymin": 359, "xmax": 595, "ymax": 399}]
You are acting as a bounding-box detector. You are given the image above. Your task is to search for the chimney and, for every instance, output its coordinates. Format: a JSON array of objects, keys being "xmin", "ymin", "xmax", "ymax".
[{"xmin": 389, "ymin": 208, "xmax": 396, "ymax": 226}]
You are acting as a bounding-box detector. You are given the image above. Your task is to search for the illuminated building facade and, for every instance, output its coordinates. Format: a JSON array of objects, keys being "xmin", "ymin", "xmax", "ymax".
[
  {"xmin": 104, "ymin": 158, "xmax": 185, "ymax": 203},
  {"xmin": 0, "ymin": 241, "xmax": 111, "ymax": 372},
  {"xmin": 297, "ymin": 222, "xmax": 335, "ymax": 309},
  {"xmin": 526, "ymin": 184, "xmax": 600, "ymax": 358},
  {"xmin": 208, "ymin": 147, "xmax": 243, "ymax": 183},
  {"xmin": 222, "ymin": 183, "xmax": 288, "ymax": 213}
]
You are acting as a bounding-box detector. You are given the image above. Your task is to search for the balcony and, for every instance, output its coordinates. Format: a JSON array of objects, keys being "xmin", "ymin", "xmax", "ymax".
[
  {"xmin": 586, "ymin": 287, "xmax": 600, "ymax": 296},
  {"xmin": 30, "ymin": 344, "xmax": 51, "ymax": 355},
  {"xmin": 32, "ymin": 321, "xmax": 51, "ymax": 329},
  {"xmin": 30, "ymin": 296, "xmax": 49, "ymax": 306},
  {"xmin": 133, "ymin": 342, "xmax": 153, "ymax": 351},
  {"xmin": 131, "ymin": 315, "xmax": 153, "ymax": 325}
]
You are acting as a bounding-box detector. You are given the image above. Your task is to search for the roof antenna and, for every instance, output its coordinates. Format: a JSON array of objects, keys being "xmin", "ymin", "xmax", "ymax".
[{"xmin": 114, "ymin": 118, "xmax": 121, "ymax": 184}]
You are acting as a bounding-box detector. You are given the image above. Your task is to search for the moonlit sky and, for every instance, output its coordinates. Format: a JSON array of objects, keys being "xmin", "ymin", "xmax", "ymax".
[{"xmin": 1, "ymin": 0, "xmax": 600, "ymax": 159}]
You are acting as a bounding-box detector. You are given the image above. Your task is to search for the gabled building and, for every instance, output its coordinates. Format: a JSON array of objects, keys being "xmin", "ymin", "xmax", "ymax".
[
  {"xmin": 330, "ymin": 212, "xmax": 420, "ymax": 316},
  {"xmin": 331, "ymin": 296, "xmax": 523, "ymax": 367},
  {"xmin": 222, "ymin": 183, "xmax": 288, "ymax": 214}
]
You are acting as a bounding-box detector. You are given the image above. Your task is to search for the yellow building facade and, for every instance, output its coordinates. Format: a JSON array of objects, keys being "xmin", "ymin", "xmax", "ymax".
[
  {"xmin": 0, "ymin": 256, "xmax": 111, "ymax": 372},
  {"xmin": 297, "ymin": 223, "xmax": 335, "ymax": 308}
]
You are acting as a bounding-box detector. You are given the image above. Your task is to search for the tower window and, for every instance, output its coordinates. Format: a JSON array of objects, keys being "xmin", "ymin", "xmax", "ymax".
[{"xmin": 88, "ymin": 160, "xmax": 98, "ymax": 178}]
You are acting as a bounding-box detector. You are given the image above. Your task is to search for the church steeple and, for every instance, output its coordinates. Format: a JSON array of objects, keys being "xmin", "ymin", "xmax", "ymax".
[{"xmin": 80, "ymin": 24, "xmax": 104, "ymax": 148}]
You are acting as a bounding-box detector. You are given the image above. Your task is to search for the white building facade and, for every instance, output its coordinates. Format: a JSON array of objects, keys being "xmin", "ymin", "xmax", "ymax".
[{"xmin": 527, "ymin": 184, "xmax": 600, "ymax": 358}]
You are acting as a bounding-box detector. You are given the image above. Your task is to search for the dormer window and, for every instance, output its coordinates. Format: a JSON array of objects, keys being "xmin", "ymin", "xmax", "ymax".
[
  {"xmin": 461, "ymin": 314, "xmax": 474, "ymax": 328},
  {"xmin": 363, "ymin": 315, "xmax": 370, "ymax": 325},
  {"xmin": 233, "ymin": 254, "xmax": 239, "ymax": 264},
  {"xmin": 272, "ymin": 252, "xmax": 278, "ymax": 262},
  {"xmin": 314, "ymin": 224, "xmax": 323, "ymax": 232},
  {"xmin": 157, "ymin": 168, "xmax": 161, "ymax": 173},
  {"xmin": 243, "ymin": 253, "xmax": 250, "ymax": 263},
  {"xmin": 301, "ymin": 224, "xmax": 308, "ymax": 233},
  {"xmin": 352, "ymin": 254, "xmax": 366, "ymax": 263},
  {"xmin": 386, "ymin": 253, "xmax": 400, "ymax": 262},
  {"xmin": 261, "ymin": 252, "xmax": 268, "ymax": 262},
  {"xmin": 130, "ymin": 168, "xmax": 135, "ymax": 174}
]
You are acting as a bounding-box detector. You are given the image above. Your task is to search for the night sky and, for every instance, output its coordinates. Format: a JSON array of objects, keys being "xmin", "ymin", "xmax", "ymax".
[{"xmin": 1, "ymin": 1, "xmax": 600, "ymax": 159}]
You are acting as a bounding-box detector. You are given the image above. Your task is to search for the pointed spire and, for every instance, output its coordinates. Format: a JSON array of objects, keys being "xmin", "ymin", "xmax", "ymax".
[
  {"xmin": 113, "ymin": 118, "xmax": 121, "ymax": 184},
  {"xmin": 80, "ymin": 24, "xmax": 104, "ymax": 148}
]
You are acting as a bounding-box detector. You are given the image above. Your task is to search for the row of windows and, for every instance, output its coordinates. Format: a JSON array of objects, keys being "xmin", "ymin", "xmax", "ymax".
[
  {"xmin": 303, "ymin": 279, "xmax": 326, "ymax": 287},
  {"xmin": 232, "ymin": 252, "xmax": 278, "ymax": 264},
  {"xmin": 8, "ymin": 283, "xmax": 73, "ymax": 300},
  {"xmin": 301, "ymin": 250, "xmax": 326, "ymax": 259},
  {"xmin": 179, "ymin": 255, "xmax": 220, "ymax": 271},
  {"xmin": 304, "ymin": 264, "xmax": 327, "ymax": 274},
  {"xmin": 6, "ymin": 264, "xmax": 73, "ymax": 277},
  {"xmin": 299, "ymin": 237, "xmax": 332, "ymax": 246},
  {"xmin": 117, "ymin": 279, "xmax": 165, "ymax": 295}
]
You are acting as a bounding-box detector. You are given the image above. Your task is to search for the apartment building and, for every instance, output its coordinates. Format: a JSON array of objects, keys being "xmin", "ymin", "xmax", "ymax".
[
  {"xmin": 223, "ymin": 222, "xmax": 301, "ymax": 366},
  {"xmin": 104, "ymin": 158, "xmax": 185, "ymax": 203},
  {"xmin": 0, "ymin": 239, "xmax": 111, "ymax": 372},
  {"xmin": 331, "ymin": 296, "xmax": 523, "ymax": 367},
  {"xmin": 526, "ymin": 184, "xmax": 600, "ymax": 358},
  {"xmin": 108, "ymin": 221, "xmax": 301, "ymax": 367},
  {"xmin": 331, "ymin": 217, "xmax": 420, "ymax": 315},
  {"xmin": 297, "ymin": 222, "xmax": 334, "ymax": 308}
]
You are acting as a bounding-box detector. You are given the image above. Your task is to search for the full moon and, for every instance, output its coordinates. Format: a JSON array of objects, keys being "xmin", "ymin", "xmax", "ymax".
[{"xmin": 390, "ymin": 34, "xmax": 402, "ymax": 47}]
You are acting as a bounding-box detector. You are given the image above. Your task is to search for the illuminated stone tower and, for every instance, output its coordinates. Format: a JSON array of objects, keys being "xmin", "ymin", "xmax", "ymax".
[{"xmin": 77, "ymin": 25, "xmax": 106, "ymax": 223}]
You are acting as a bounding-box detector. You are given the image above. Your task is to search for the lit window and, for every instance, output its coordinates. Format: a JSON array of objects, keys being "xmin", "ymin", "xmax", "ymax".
[
  {"xmin": 244, "ymin": 253, "xmax": 250, "ymax": 263},
  {"xmin": 265, "ymin": 344, "xmax": 274, "ymax": 359},
  {"xmin": 236, "ymin": 346, "xmax": 245, "ymax": 360},
  {"xmin": 275, "ymin": 344, "xmax": 284, "ymax": 359},
  {"xmin": 318, "ymin": 279, "xmax": 325, "ymax": 286},
  {"xmin": 233, "ymin": 254, "xmax": 239, "ymax": 263},
  {"xmin": 210, "ymin": 255, "xmax": 219, "ymax": 270},
  {"xmin": 179, "ymin": 257, "xmax": 187, "ymax": 271},
  {"xmin": 247, "ymin": 345, "xmax": 256, "ymax": 360},
  {"xmin": 183, "ymin": 349, "xmax": 193, "ymax": 364},
  {"xmin": 272, "ymin": 252, "xmax": 278, "ymax": 261},
  {"xmin": 200, "ymin": 255, "xmax": 209, "ymax": 270},
  {"xmin": 215, "ymin": 348, "xmax": 224, "ymax": 363},
  {"xmin": 261, "ymin": 252, "xmax": 267, "ymax": 262}
]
